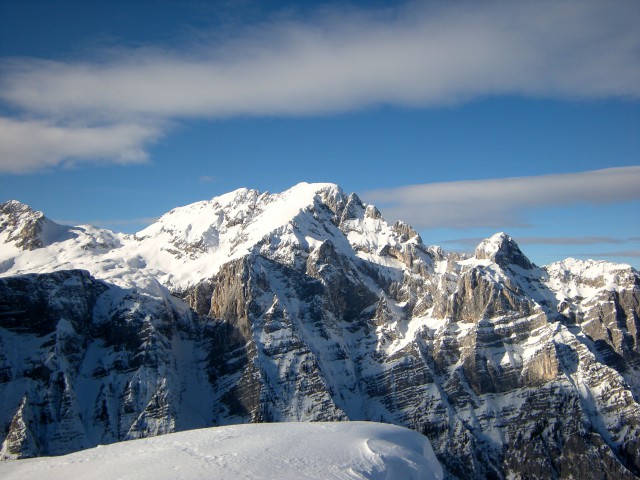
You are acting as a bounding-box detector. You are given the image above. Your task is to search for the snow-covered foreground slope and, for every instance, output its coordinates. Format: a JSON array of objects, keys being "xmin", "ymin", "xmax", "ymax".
[{"xmin": 0, "ymin": 422, "xmax": 443, "ymax": 480}]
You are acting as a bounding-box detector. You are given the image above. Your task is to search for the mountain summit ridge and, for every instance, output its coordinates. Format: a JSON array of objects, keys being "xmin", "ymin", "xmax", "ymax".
[
  {"xmin": 1, "ymin": 184, "xmax": 639, "ymax": 479},
  {"xmin": 0, "ymin": 183, "xmax": 353, "ymax": 286}
]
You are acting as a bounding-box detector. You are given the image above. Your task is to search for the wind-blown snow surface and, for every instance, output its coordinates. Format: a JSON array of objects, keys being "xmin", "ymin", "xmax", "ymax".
[{"xmin": 0, "ymin": 422, "xmax": 443, "ymax": 480}]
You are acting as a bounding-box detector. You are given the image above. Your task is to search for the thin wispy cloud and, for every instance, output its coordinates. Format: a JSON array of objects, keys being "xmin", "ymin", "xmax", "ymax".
[
  {"xmin": 58, "ymin": 217, "xmax": 160, "ymax": 229},
  {"xmin": 517, "ymin": 236, "xmax": 632, "ymax": 246},
  {"xmin": 439, "ymin": 239, "xmax": 640, "ymax": 266},
  {"xmin": 1, "ymin": 0, "xmax": 639, "ymax": 173},
  {"xmin": 363, "ymin": 166, "xmax": 640, "ymax": 229},
  {"xmin": 441, "ymin": 235, "xmax": 638, "ymax": 248},
  {"xmin": 576, "ymin": 250, "xmax": 640, "ymax": 259}
]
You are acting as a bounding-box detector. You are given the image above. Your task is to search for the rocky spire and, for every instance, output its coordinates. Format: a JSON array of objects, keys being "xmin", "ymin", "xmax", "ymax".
[
  {"xmin": 475, "ymin": 232, "xmax": 534, "ymax": 270},
  {"xmin": 0, "ymin": 200, "xmax": 46, "ymax": 251}
]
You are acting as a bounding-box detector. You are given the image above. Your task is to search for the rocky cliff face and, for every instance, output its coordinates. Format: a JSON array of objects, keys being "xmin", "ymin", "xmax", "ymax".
[
  {"xmin": 0, "ymin": 270, "xmax": 216, "ymax": 458},
  {"xmin": 1, "ymin": 185, "xmax": 639, "ymax": 479}
]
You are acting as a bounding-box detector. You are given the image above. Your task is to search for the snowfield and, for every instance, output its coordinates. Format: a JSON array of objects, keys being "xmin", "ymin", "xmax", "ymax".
[{"xmin": 0, "ymin": 422, "xmax": 443, "ymax": 480}]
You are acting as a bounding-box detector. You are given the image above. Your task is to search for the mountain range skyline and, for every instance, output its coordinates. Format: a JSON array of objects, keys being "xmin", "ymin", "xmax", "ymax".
[{"xmin": 2, "ymin": 180, "xmax": 639, "ymax": 478}]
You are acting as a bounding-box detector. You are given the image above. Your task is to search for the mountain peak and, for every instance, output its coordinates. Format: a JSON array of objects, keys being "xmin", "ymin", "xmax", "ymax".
[
  {"xmin": 1, "ymin": 200, "xmax": 47, "ymax": 251},
  {"xmin": 475, "ymin": 232, "xmax": 534, "ymax": 270},
  {"xmin": 0, "ymin": 200, "xmax": 44, "ymax": 224},
  {"xmin": 1, "ymin": 199, "xmax": 35, "ymax": 213},
  {"xmin": 126, "ymin": 182, "xmax": 355, "ymax": 288}
]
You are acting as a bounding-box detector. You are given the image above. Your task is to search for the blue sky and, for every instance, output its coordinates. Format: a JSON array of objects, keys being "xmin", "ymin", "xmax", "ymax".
[{"xmin": 1, "ymin": 0, "xmax": 639, "ymax": 268}]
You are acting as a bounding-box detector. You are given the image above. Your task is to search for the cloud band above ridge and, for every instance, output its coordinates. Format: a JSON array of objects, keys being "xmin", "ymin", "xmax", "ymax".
[
  {"xmin": 363, "ymin": 166, "xmax": 640, "ymax": 229},
  {"xmin": 1, "ymin": 0, "xmax": 639, "ymax": 172}
]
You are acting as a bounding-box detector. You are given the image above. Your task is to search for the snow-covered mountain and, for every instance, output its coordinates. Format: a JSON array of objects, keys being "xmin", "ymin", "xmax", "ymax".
[{"xmin": 1, "ymin": 183, "xmax": 639, "ymax": 479}]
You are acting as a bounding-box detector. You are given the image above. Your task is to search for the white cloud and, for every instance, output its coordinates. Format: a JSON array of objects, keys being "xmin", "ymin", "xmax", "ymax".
[
  {"xmin": 1, "ymin": 0, "xmax": 639, "ymax": 171},
  {"xmin": 3, "ymin": 1, "xmax": 639, "ymax": 119},
  {"xmin": 363, "ymin": 166, "xmax": 640, "ymax": 229},
  {"xmin": 56, "ymin": 217, "xmax": 160, "ymax": 229},
  {"xmin": 517, "ymin": 236, "xmax": 630, "ymax": 246},
  {"xmin": 441, "ymin": 235, "xmax": 636, "ymax": 248},
  {"xmin": 0, "ymin": 118, "xmax": 160, "ymax": 173},
  {"xmin": 578, "ymin": 250, "xmax": 640, "ymax": 259}
]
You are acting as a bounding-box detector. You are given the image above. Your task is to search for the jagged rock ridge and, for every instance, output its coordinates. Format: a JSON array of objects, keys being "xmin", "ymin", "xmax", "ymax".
[{"xmin": 1, "ymin": 183, "xmax": 639, "ymax": 479}]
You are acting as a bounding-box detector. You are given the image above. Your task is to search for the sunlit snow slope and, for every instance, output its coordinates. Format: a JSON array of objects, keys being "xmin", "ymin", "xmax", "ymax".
[
  {"xmin": 0, "ymin": 422, "xmax": 443, "ymax": 480},
  {"xmin": 1, "ymin": 183, "xmax": 383, "ymax": 292}
]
